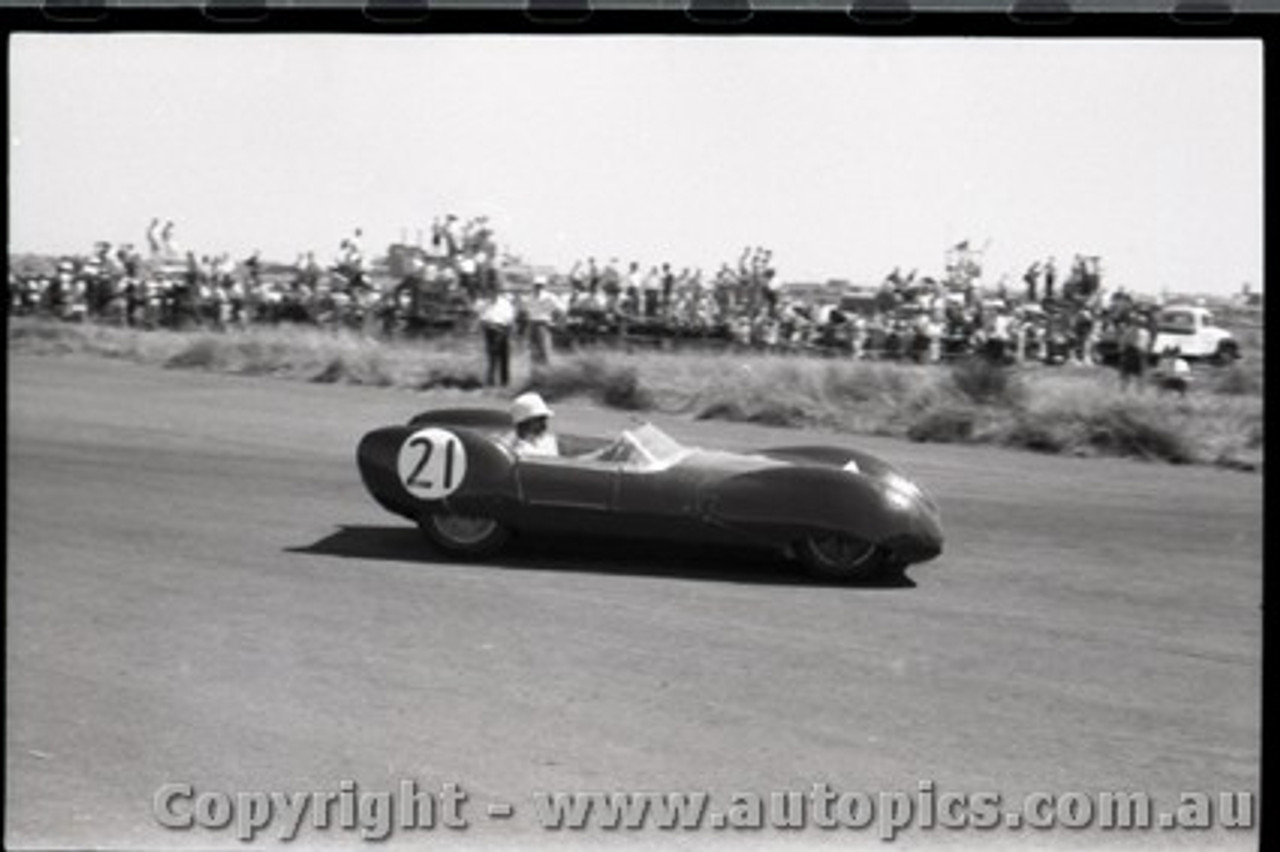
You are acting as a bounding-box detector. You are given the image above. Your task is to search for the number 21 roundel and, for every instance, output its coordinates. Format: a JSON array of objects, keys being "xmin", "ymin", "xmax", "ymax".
[{"xmin": 397, "ymin": 428, "xmax": 468, "ymax": 500}]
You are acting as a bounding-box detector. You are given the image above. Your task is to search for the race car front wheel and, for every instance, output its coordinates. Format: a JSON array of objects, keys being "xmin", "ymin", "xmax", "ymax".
[
  {"xmin": 420, "ymin": 512, "xmax": 510, "ymax": 558},
  {"xmin": 797, "ymin": 533, "xmax": 885, "ymax": 582}
]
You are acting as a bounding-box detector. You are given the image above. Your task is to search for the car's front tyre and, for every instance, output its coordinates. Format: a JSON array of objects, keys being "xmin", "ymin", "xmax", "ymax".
[
  {"xmin": 797, "ymin": 533, "xmax": 886, "ymax": 582},
  {"xmin": 419, "ymin": 512, "xmax": 511, "ymax": 558}
]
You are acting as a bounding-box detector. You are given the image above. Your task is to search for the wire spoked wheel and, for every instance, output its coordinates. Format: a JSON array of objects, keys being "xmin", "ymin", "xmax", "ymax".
[
  {"xmin": 798, "ymin": 533, "xmax": 884, "ymax": 582},
  {"xmin": 420, "ymin": 512, "xmax": 510, "ymax": 557}
]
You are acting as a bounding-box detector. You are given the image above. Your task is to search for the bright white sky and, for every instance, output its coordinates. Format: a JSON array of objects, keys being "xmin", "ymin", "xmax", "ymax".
[{"xmin": 8, "ymin": 35, "xmax": 1263, "ymax": 295}]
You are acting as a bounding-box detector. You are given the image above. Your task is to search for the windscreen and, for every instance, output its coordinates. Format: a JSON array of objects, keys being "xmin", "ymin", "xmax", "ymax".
[{"xmin": 626, "ymin": 423, "xmax": 687, "ymax": 468}]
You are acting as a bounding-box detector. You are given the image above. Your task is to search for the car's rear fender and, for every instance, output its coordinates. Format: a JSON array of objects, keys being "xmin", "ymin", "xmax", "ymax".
[
  {"xmin": 357, "ymin": 424, "xmax": 518, "ymax": 522},
  {"xmin": 408, "ymin": 407, "xmax": 513, "ymax": 432}
]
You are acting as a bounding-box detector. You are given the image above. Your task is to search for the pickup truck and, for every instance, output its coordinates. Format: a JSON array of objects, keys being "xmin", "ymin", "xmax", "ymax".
[{"xmin": 1150, "ymin": 305, "xmax": 1239, "ymax": 364}]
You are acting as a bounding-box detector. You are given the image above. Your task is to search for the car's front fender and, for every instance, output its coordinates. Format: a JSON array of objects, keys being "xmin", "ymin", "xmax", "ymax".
[{"xmin": 706, "ymin": 466, "xmax": 942, "ymax": 561}]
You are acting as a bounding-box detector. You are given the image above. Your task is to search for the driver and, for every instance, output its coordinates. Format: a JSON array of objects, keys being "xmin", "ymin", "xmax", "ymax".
[{"xmin": 508, "ymin": 392, "xmax": 560, "ymax": 457}]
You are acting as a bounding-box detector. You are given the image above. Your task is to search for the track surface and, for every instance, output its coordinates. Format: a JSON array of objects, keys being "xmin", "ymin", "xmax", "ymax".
[{"xmin": 6, "ymin": 355, "xmax": 1261, "ymax": 849}]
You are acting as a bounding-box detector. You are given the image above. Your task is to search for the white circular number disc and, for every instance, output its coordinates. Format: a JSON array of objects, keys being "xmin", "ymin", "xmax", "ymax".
[{"xmin": 397, "ymin": 428, "xmax": 468, "ymax": 500}]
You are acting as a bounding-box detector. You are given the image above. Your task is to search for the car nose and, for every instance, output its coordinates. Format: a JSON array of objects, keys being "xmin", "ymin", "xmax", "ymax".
[{"xmin": 883, "ymin": 510, "xmax": 944, "ymax": 565}]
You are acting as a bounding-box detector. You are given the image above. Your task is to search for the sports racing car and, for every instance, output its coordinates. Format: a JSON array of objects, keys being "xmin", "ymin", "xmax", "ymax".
[{"xmin": 357, "ymin": 407, "xmax": 943, "ymax": 581}]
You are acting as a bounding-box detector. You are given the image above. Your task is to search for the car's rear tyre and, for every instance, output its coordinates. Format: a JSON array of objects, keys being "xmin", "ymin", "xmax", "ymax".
[
  {"xmin": 797, "ymin": 533, "xmax": 886, "ymax": 582},
  {"xmin": 1212, "ymin": 341, "xmax": 1239, "ymax": 366},
  {"xmin": 419, "ymin": 512, "xmax": 510, "ymax": 558}
]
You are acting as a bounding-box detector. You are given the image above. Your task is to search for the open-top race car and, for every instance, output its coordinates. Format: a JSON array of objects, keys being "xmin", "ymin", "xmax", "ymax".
[{"xmin": 356, "ymin": 407, "xmax": 943, "ymax": 582}]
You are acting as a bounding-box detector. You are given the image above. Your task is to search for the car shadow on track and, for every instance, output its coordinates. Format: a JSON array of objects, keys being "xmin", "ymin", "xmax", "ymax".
[{"xmin": 287, "ymin": 525, "xmax": 917, "ymax": 589}]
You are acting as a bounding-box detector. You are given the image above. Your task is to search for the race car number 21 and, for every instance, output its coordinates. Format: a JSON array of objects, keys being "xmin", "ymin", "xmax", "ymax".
[{"xmin": 397, "ymin": 428, "xmax": 468, "ymax": 500}]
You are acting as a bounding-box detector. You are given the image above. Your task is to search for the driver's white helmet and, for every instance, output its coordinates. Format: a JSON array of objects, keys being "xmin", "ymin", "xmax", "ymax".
[{"xmin": 511, "ymin": 392, "xmax": 554, "ymax": 426}]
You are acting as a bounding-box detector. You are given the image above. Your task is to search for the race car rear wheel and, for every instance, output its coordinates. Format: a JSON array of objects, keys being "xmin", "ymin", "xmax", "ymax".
[
  {"xmin": 420, "ymin": 512, "xmax": 510, "ymax": 558},
  {"xmin": 798, "ymin": 533, "xmax": 885, "ymax": 582}
]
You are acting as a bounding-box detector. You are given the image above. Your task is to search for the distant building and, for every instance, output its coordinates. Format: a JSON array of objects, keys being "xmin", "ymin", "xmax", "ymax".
[
  {"xmin": 781, "ymin": 281, "xmax": 829, "ymax": 303},
  {"xmin": 501, "ymin": 263, "xmax": 561, "ymax": 294},
  {"xmin": 781, "ymin": 279, "xmax": 852, "ymax": 305}
]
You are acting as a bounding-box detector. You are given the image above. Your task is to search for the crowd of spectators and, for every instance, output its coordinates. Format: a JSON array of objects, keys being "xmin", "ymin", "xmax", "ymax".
[
  {"xmin": 548, "ymin": 249, "xmax": 1162, "ymax": 372},
  {"xmin": 9, "ymin": 222, "xmax": 1168, "ymax": 374},
  {"xmin": 6, "ymin": 217, "xmax": 495, "ymax": 336}
]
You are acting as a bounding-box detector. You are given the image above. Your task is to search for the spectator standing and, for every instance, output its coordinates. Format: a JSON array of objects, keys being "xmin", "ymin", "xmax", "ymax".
[
  {"xmin": 477, "ymin": 287, "xmax": 516, "ymax": 387},
  {"xmin": 846, "ymin": 312, "xmax": 866, "ymax": 359},
  {"xmin": 146, "ymin": 218, "xmax": 164, "ymax": 259},
  {"xmin": 566, "ymin": 260, "xmax": 585, "ymax": 296},
  {"xmin": 1044, "ymin": 256, "xmax": 1057, "ymax": 303},
  {"xmin": 874, "ymin": 281, "xmax": 898, "ymax": 316},
  {"xmin": 624, "ymin": 262, "xmax": 643, "ymax": 313},
  {"xmin": 1072, "ymin": 306, "xmax": 1095, "ymax": 364},
  {"xmin": 120, "ymin": 244, "xmax": 141, "ymax": 279},
  {"xmin": 245, "ymin": 250, "xmax": 262, "ymax": 289},
  {"xmin": 641, "ymin": 266, "xmax": 662, "ymax": 319},
  {"xmin": 601, "ymin": 259, "xmax": 621, "ymax": 311},
  {"xmin": 523, "ymin": 277, "xmax": 562, "ymax": 366},
  {"xmin": 431, "ymin": 217, "xmax": 445, "ymax": 253},
  {"xmin": 762, "ymin": 269, "xmax": 781, "ymax": 317},
  {"xmin": 444, "ymin": 215, "xmax": 464, "ymax": 257},
  {"xmin": 924, "ymin": 310, "xmax": 944, "ymax": 363},
  {"xmin": 1023, "ymin": 261, "xmax": 1041, "ymax": 303},
  {"xmin": 472, "ymin": 217, "xmax": 494, "ymax": 257},
  {"xmin": 986, "ymin": 308, "xmax": 1013, "ymax": 363},
  {"xmin": 347, "ymin": 231, "xmax": 367, "ymax": 289},
  {"xmin": 161, "ymin": 220, "xmax": 178, "ymax": 260},
  {"xmin": 457, "ymin": 250, "xmax": 479, "ymax": 300},
  {"xmin": 1118, "ymin": 316, "xmax": 1152, "ymax": 392},
  {"xmin": 481, "ymin": 255, "xmax": 501, "ymax": 297},
  {"xmin": 713, "ymin": 264, "xmax": 735, "ymax": 315}
]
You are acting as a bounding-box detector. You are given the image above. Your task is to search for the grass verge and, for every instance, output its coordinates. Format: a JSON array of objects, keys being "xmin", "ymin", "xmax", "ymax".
[{"xmin": 9, "ymin": 319, "xmax": 1263, "ymax": 471}]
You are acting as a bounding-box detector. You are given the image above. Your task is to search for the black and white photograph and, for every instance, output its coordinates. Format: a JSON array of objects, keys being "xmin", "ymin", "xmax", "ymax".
[{"xmin": 7, "ymin": 30, "xmax": 1262, "ymax": 850}]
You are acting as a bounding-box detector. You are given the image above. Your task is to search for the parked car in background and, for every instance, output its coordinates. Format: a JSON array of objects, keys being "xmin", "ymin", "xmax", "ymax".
[{"xmin": 1151, "ymin": 305, "xmax": 1239, "ymax": 364}]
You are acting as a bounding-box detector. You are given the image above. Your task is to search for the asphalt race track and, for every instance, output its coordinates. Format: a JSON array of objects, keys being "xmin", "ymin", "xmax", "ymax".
[{"xmin": 7, "ymin": 354, "xmax": 1261, "ymax": 850}]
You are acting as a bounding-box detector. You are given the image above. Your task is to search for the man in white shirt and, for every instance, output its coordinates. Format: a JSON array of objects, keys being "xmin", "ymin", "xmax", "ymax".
[
  {"xmin": 523, "ymin": 278, "xmax": 562, "ymax": 366},
  {"xmin": 641, "ymin": 266, "xmax": 662, "ymax": 319},
  {"xmin": 478, "ymin": 288, "xmax": 516, "ymax": 387},
  {"xmin": 456, "ymin": 251, "xmax": 479, "ymax": 300}
]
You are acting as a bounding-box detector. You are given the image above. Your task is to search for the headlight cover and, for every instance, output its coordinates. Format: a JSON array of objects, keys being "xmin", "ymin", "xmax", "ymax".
[{"xmin": 882, "ymin": 472, "xmax": 923, "ymax": 510}]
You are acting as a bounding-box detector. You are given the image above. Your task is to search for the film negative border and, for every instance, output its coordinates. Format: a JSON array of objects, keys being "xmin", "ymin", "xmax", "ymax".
[{"xmin": 19, "ymin": 1, "xmax": 1280, "ymax": 16}]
